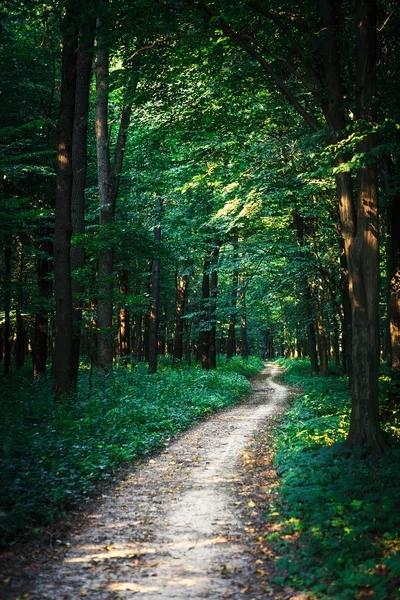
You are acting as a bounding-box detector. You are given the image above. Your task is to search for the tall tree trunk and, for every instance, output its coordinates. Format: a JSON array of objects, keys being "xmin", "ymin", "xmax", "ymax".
[
  {"xmin": 15, "ymin": 242, "xmax": 25, "ymax": 368},
  {"xmin": 132, "ymin": 314, "xmax": 142, "ymax": 361},
  {"xmin": 317, "ymin": 311, "xmax": 329, "ymax": 374},
  {"xmin": 95, "ymin": 19, "xmax": 136, "ymax": 369},
  {"xmin": 240, "ymin": 284, "xmax": 249, "ymax": 358},
  {"xmin": 33, "ymin": 230, "xmax": 52, "ymax": 377},
  {"xmin": 3, "ymin": 245, "xmax": 11, "ymax": 375},
  {"xmin": 53, "ymin": 0, "xmax": 79, "ymax": 395},
  {"xmin": 319, "ymin": 0, "xmax": 386, "ymax": 449},
  {"xmin": 227, "ymin": 239, "xmax": 238, "ymax": 359},
  {"xmin": 381, "ymin": 154, "xmax": 400, "ymax": 368},
  {"xmin": 95, "ymin": 28, "xmax": 114, "ymax": 369},
  {"xmin": 199, "ymin": 250, "xmax": 211, "ymax": 370},
  {"xmin": 173, "ymin": 272, "xmax": 188, "ymax": 361},
  {"xmin": 344, "ymin": 0, "xmax": 386, "ymax": 449},
  {"xmin": 209, "ymin": 243, "xmax": 220, "ymax": 369},
  {"xmin": 304, "ymin": 279, "xmax": 319, "ymax": 375},
  {"xmin": 71, "ymin": 13, "xmax": 95, "ymax": 385},
  {"xmin": 148, "ymin": 215, "xmax": 161, "ymax": 374},
  {"xmin": 118, "ymin": 270, "xmax": 130, "ymax": 357},
  {"xmin": 340, "ymin": 242, "xmax": 353, "ymax": 379}
]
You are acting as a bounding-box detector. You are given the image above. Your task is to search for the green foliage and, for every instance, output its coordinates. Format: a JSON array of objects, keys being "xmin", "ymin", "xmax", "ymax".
[
  {"xmin": 267, "ymin": 360, "xmax": 400, "ymax": 599},
  {"xmin": 218, "ymin": 354, "xmax": 265, "ymax": 377},
  {"xmin": 0, "ymin": 358, "xmax": 261, "ymax": 545}
]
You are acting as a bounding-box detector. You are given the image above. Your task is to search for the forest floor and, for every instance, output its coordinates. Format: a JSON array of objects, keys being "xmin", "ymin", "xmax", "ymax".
[{"xmin": 0, "ymin": 364, "xmax": 306, "ymax": 600}]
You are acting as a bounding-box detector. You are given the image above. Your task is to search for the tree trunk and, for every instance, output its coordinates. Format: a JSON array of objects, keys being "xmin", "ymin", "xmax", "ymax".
[
  {"xmin": 95, "ymin": 30, "xmax": 114, "ymax": 370},
  {"xmin": 148, "ymin": 204, "xmax": 161, "ymax": 374},
  {"xmin": 33, "ymin": 230, "xmax": 52, "ymax": 377},
  {"xmin": 209, "ymin": 243, "xmax": 220, "ymax": 369},
  {"xmin": 304, "ymin": 279, "xmax": 319, "ymax": 375},
  {"xmin": 53, "ymin": 0, "xmax": 79, "ymax": 395},
  {"xmin": 340, "ymin": 242, "xmax": 353, "ymax": 379},
  {"xmin": 71, "ymin": 13, "xmax": 95, "ymax": 385},
  {"xmin": 227, "ymin": 239, "xmax": 238, "ymax": 359},
  {"xmin": 3, "ymin": 245, "xmax": 11, "ymax": 375},
  {"xmin": 381, "ymin": 154, "xmax": 400, "ymax": 368},
  {"xmin": 15, "ymin": 241, "xmax": 25, "ymax": 369},
  {"xmin": 240, "ymin": 285, "xmax": 249, "ymax": 358},
  {"xmin": 199, "ymin": 250, "xmax": 211, "ymax": 370},
  {"xmin": 118, "ymin": 270, "xmax": 130, "ymax": 357},
  {"xmin": 317, "ymin": 312, "xmax": 329, "ymax": 374},
  {"xmin": 95, "ymin": 20, "xmax": 136, "ymax": 369},
  {"xmin": 132, "ymin": 314, "xmax": 142, "ymax": 361},
  {"xmin": 173, "ymin": 273, "xmax": 188, "ymax": 361},
  {"xmin": 344, "ymin": 0, "xmax": 387, "ymax": 450}
]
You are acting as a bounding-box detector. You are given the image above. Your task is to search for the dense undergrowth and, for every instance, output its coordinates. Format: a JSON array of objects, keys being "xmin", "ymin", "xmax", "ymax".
[
  {"xmin": 0, "ymin": 355, "xmax": 263, "ymax": 546},
  {"xmin": 270, "ymin": 359, "xmax": 400, "ymax": 599}
]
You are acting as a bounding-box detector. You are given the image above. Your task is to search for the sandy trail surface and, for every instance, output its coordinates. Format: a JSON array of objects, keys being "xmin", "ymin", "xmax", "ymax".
[{"xmin": 11, "ymin": 364, "xmax": 288, "ymax": 599}]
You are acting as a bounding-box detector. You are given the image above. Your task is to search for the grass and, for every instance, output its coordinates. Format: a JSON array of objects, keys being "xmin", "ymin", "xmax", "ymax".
[
  {"xmin": 268, "ymin": 359, "xmax": 400, "ymax": 599},
  {"xmin": 0, "ymin": 355, "xmax": 264, "ymax": 546}
]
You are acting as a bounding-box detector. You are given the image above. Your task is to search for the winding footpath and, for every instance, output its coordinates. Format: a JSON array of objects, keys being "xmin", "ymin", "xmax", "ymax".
[{"xmin": 12, "ymin": 364, "xmax": 288, "ymax": 599}]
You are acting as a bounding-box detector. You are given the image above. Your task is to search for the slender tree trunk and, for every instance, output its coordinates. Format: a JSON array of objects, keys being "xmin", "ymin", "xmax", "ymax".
[
  {"xmin": 95, "ymin": 20, "xmax": 136, "ymax": 369},
  {"xmin": 333, "ymin": 316, "xmax": 341, "ymax": 366},
  {"xmin": 240, "ymin": 284, "xmax": 249, "ymax": 358},
  {"xmin": 33, "ymin": 231, "xmax": 52, "ymax": 377},
  {"xmin": 199, "ymin": 250, "xmax": 211, "ymax": 370},
  {"xmin": 340, "ymin": 242, "xmax": 353, "ymax": 379},
  {"xmin": 317, "ymin": 311, "xmax": 329, "ymax": 374},
  {"xmin": 381, "ymin": 154, "xmax": 400, "ymax": 368},
  {"xmin": 133, "ymin": 314, "xmax": 142, "ymax": 361},
  {"xmin": 53, "ymin": 0, "xmax": 79, "ymax": 395},
  {"xmin": 304, "ymin": 279, "xmax": 319, "ymax": 375},
  {"xmin": 118, "ymin": 270, "xmax": 130, "ymax": 357},
  {"xmin": 95, "ymin": 30, "xmax": 114, "ymax": 369},
  {"xmin": 15, "ymin": 242, "xmax": 25, "ymax": 369},
  {"xmin": 148, "ymin": 203, "xmax": 162, "ymax": 374},
  {"xmin": 71, "ymin": 13, "xmax": 95, "ymax": 385},
  {"xmin": 209, "ymin": 243, "xmax": 220, "ymax": 369},
  {"xmin": 227, "ymin": 239, "xmax": 238, "ymax": 359},
  {"xmin": 173, "ymin": 273, "xmax": 188, "ymax": 361},
  {"xmin": 3, "ymin": 245, "xmax": 11, "ymax": 375}
]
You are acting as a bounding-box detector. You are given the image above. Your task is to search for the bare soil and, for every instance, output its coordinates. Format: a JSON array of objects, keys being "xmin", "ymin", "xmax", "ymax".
[{"xmin": 1, "ymin": 364, "xmax": 306, "ymax": 600}]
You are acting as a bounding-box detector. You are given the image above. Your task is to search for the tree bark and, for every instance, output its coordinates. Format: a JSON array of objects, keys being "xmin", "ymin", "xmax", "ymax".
[
  {"xmin": 3, "ymin": 245, "xmax": 11, "ymax": 375},
  {"xmin": 33, "ymin": 229, "xmax": 52, "ymax": 377},
  {"xmin": 317, "ymin": 311, "xmax": 329, "ymax": 374},
  {"xmin": 344, "ymin": 0, "xmax": 387, "ymax": 450},
  {"xmin": 71, "ymin": 12, "xmax": 95, "ymax": 385},
  {"xmin": 227, "ymin": 239, "xmax": 238, "ymax": 359},
  {"xmin": 118, "ymin": 269, "xmax": 130, "ymax": 357},
  {"xmin": 95, "ymin": 29, "xmax": 114, "ymax": 370},
  {"xmin": 305, "ymin": 279, "xmax": 319, "ymax": 375},
  {"xmin": 240, "ymin": 284, "xmax": 249, "ymax": 358},
  {"xmin": 53, "ymin": 0, "xmax": 79, "ymax": 395},
  {"xmin": 173, "ymin": 272, "xmax": 188, "ymax": 361},
  {"xmin": 95, "ymin": 19, "xmax": 137, "ymax": 369},
  {"xmin": 209, "ymin": 243, "xmax": 220, "ymax": 369},
  {"xmin": 15, "ymin": 242, "xmax": 25, "ymax": 369},
  {"xmin": 381, "ymin": 154, "xmax": 400, "ymax": 368},
  {"xmin": 199, "ymin": 249, "xmax": 211, "ymax": 370},
  {"xmin": 148, "ymin": 215, "xmax": 161, "ymax": 374},
  {"xmin": 132, "ymin": 313, "xmax": 142, "ymax": 361}
]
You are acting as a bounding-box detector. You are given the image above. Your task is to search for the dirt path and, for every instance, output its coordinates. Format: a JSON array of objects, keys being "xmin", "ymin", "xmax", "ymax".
[{"xmin": 7, "ymin": 364, "xmax": 288, "ymax": 600}]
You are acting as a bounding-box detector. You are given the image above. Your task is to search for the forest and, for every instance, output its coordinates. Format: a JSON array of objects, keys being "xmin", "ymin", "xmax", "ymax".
[{"xmin": 0, "ymin": 0, "xmax": 400, "ymax": 598}]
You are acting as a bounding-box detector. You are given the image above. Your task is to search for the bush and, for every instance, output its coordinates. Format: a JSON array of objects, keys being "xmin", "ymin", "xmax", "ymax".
[{"xmin": 267, "ymin": 360, "xmax": 400, "ymax": 599}]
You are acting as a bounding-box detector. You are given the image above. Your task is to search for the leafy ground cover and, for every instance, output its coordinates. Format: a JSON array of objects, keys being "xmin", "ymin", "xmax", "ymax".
[
  {"xmin": 267, "ymin": 359, "xmax": 400, "ymax": 599},
  {"xmin": 0, "ymin": 356, "xmax": 263, "ymax": 546}
]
